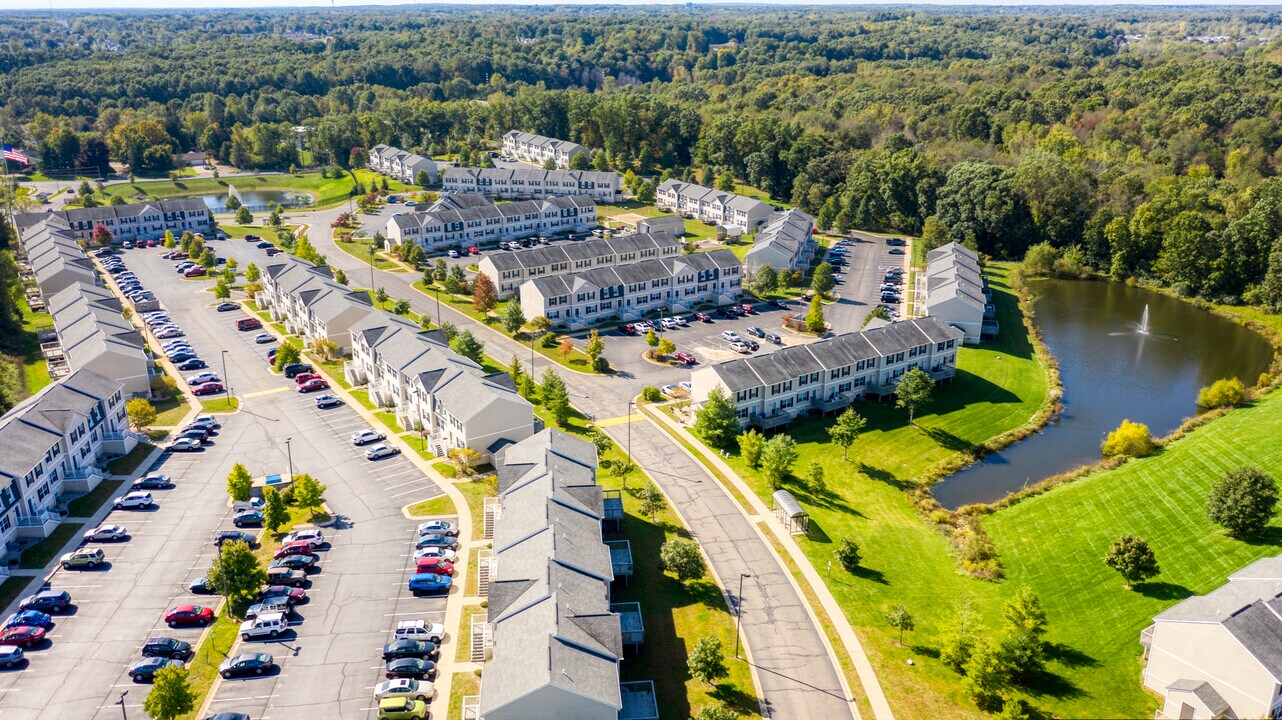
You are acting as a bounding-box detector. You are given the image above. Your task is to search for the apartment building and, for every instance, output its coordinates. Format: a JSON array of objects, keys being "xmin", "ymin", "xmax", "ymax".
[
  {"xmin": 259, "ymin": 256, "xmax": 381, "ymax": 354},
  {"xmin": 743, "ymin": 209, "xmax": 818, "ymax": 273},
  {"xmin": 0, "ymin": 369, "xmax": 135, "ymax": 553},
  {"xmin": 369, "ymin": 145, "xmax": 439, "ymax": 185},
  {"xmin": 477, "ymin": 232, "xmax": 682, "ymax": 299},
  {"xmin": 655, "ymin": 180, "xmax": 774, "ymax": 230},
  {"xmin": 924, "ymin": 242, "xmax": 994, "ymax": 344},
  {"xmin": 385, "ymin": 195, "xmax": 596, "ymax": 252},
  {"xmin": 21, "ymin": 217, "xmax": 98, "ymax": 296},
  {"xmin": 690, "ymin": 316, "xmax": 964, "ymax": 428},
  {"xmin": 48, "ymin": 282, "xmax": 152, "ymax": 397},
  {"xmin": 479, "ymin": 429, "xmax": 624, "ymax": 720},
  {"xmin": 347, "ymin": 313, "xmax": 535, "ymax": 458},
  {"xmin": 15, "ymin": 198, "xmax": 210, "ymax": 245},
  {"xmin": 519, "ymin": 248, "xmax": 742, "ymax": 330},
  {"xmin": 442, "ymin": 167, "xmax": 621, "ymax": 203},
  {"xmin": 1141, "ymin": 554, "xmax": 1282, "ymax": 720},
  {"xmin": 501, "ymin": 131, "xmax": 589, "ymax": 168}
]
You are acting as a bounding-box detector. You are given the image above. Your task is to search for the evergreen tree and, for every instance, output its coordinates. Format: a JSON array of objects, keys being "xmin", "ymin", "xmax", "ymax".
[
  {"xmin": 540, "ymin": 369, "xmax": 571, "ymax": 426},
  {"xmin": 694, "ymin": 387, "xmax": 739, "ymax": 448}
]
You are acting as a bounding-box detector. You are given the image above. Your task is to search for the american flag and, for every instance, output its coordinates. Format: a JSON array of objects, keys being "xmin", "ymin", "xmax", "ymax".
[{"xmin": 2, "ymin": 144, "xmax": 29, "ymax": 165}]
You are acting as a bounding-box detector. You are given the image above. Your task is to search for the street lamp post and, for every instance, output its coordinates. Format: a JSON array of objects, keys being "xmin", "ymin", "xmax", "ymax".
[
  {"xmin": 734, "ymin": 572, "xmax": 752, "ymax": 659},
  {"xmin": 115, "ymin": 690, "xmax": 128, "ymax": 720},
  {"xmin": 285, "ymin": 437, "xmax": 294, "ymax": 482},
  {"xmin": 367, "ymin": 244, "xmax": 375, "ymax": 295},
  {"xmin": 434, "ymin": 287, "xmax": 441, "ymax": 327},
  {"xmin": 220, "ymin": 350, "xmax": 231, "ymax": 400},
  {"xmin": 626, "ymin": 400, "xmax": 635, "ymax": 461}
]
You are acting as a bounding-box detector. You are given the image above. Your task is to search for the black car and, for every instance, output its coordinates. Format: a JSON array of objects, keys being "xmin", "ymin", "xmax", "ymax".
[
  {"xmin": 219, "ymin": 652, "xmax": 275, "ymax": 679},
  {"xmin": 384, "ymin": 657, "xmax": 435, "ymax": 679},
  {"xmin": 129, "ymin": 657, "xmax": 182, "ymax": 682},
  {"xmin": 745, "ymin": 326, "xmax": 766, "ymax": 338},
  {"xmin": 176, "ymin": 428, "xmax": 210, "ymax": 443},
  {"xmin": 168, "ymin": 352, "xmax": 198, "ymax": 364},
  {"xmin": 132, "ymin": 475, "xmax": 173, "ymax": 490},
  {"xmin": 141, "ymin": 637, "xmax": 193, "ymax": 661},
  {"xmin": 244, "ymin": 234, "xmax": 260, "ymax": 242},
  {"xmin": 269, "ymin": 554, "xmax": 317, "ymax": 571},
  {"xmin": 176, "ymin": 358, "xmax": 207, "ymax": 371},
  {"xmin": 766, "ymin": 299, "xmax": 789, "ymax": 309},
  {"xmin": 382, "ymin": 639, "xmax": 438, "ymax": 661},
  {"xmin": 744, "ymin": 339, "xmax": 760, "ymax": 351},
  {"xmin": 233, "ymin": 510, "xmax": 264, "ymax": 528},
  {"xmin": 282, "ymin": 363, "xmax": 313, "ymax": 379},
  {"xmin": 18, "ymin": 590, "xmax": 71, "ymax": 613},
  {"xmin": 715, "ymin": 308, "xmax": 737, "ymax": 319},
  {"xmin": 256, "ymin": 241, "xmax": 273, "ymax": 249},
  {"xmin": 214, "ymin": 531, "xmax": 257, "ymax": 548},
  {"xmin": 205, "ymin": 713, "xmax": 251, "ymax": 720},
  {"xmin": 189, "ymin": 576, "xmax": 216, "ymax": 594},
  {"xmin": 216, "ymin": 302, "xmax": 238, "ymax": 312}
]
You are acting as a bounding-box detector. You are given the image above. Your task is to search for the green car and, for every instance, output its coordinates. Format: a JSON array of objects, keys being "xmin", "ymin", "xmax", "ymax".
[
  {"xmin": 60, "ymin": 547, "xmax": 105, "ymax": 569},
  {"xmin": 378, "ymin": 696, "xmax": 428, "ymax": 719}
]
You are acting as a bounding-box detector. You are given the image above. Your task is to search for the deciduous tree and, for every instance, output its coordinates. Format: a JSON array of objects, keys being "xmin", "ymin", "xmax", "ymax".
[
  {"xmin": 226, "ymin": 463, "xmax": 253, "ymax": 502},
  {"xmin": 836, "ymin": 538, "xmax": 860, "ymax": 572},
  {"xmin": 660, "ymin": 538, "xmax": 706, "ymax": 584},
  {"xmin": 1207, "ymin": 465, "xmax": 1279, "ymax": 538},
  {"xmin": 737, "ymin": 429, "xmax": 765, "ymax": 468},
  {"xmin": 1100, "ymin": 419, "xmax": 1154, "ymax": 458},
  {"xmin": 501, "ymin": 302, "xmax": 525, "ymax": 334},
  {"xmin": 292, "ymin": 473, "xmax": 327, "ymax": 517},
  {"xmin": 473, "ymin": 274, "xmax": 498, "ymax": 313},
  {"xmin": 884, "ymin": 604, "xmax": 915, "ymax": 646},
  {"xmin": 263, "ymin": 487, "xmax": 288, "ymax": 533},
  {"xmin": 827, "ymin": 408, "xmax": 867, "ymax": 460},
  {"xmin": 1104, "ymin": 535, "xmax": 1160, "ymax": 589},
  {"xmin": 143, "ymin": 665, "xmax": 196, "ymax": 720},
  {"xmin": 688, "ymin": 636, "xmax": 728, "ymax": 686},
  {"xmin": 805, "ymin": 295, "xmax": 825, "ymax": 333},
  {"xmin": 694, "ymin": 387, "xmax": 739, "ymax": 448},
  {"xmin": 207, "ymin": 539, "xmax": 266, "ymax": 602},
  {"xmin": 895, "ymin": 368, "xmax": 933, "ymax": 425},
  {"xmin": 760, "ymin": 433, "xmax": 798, "ymax": 488},
  {"xmin": 126, "ymin": 398, "xmax": 157, "ymax": 431}
]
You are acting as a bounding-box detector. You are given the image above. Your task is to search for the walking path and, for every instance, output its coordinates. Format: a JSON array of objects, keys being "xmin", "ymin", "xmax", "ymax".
[{"xmin": 292, "ymin": 206, "xmax": 890, "ymax": 720}]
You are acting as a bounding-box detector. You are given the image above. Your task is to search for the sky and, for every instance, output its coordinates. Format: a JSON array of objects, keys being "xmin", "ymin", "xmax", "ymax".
[{"xmin": 2, "ymin": 0, "xmax": 1278, "ymax": 8}]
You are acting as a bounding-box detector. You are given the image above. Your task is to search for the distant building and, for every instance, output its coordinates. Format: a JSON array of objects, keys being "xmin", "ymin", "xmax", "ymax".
[
  {"xmin": 477, "ymin": 232, "xmax": 683, "ymax": 299},
  {"xmin": 47, "ymin": 282, "xmax": 151, "ymax": 397},
  {"xmin": 633, "ymin": 215, "xmax": 686, "ymax": 237},
  {"xmin": 710, "ymin": 38, "xmax": 741, "ymax": 51},
  {"xmin": 258, "ymin": 255, "xmax": 381, "ymax": 354},
  {"xmin": 690, "ymin": 316, "xmax": 963, "ymax": 429},
  {"xmin": 655, "ymin": 180, "xmax": 773, "ymax": 231},
  {"xmin": 385, "ymin": 195, "xmax": 596, "ymax": 252},
  {"xmin": 923, "ymin": 242, "xmax": 994, "ymax": 344},
  {"xmin": 442, "ymin": 167, "xmax": 621, "ymax": 203},
  {"xmin": 1142, "ymin": 554, "xmax": 1282, "ymax": 720},
  {"xmin": 15, "ymin": 198, "xmax": 210, "ymax": 245},
  {"xmin": 21, "ymin": 218, "xmax": 98, "ymax": 297},
  {"xmin": 369, "ymin": 145, "xmax": 439, "ymax": 185},
  {"xmin": 501, "ymin": 131, "xmax": 589, "ymax": 168},
  {"xmin": 743, "ymin": 209, "xmax": 817, "ymax": 273}
]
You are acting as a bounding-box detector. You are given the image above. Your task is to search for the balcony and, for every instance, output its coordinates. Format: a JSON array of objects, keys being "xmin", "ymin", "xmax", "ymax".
[
  {"xmin": 813, "ymin": 394, "xmax": 853, "ymax": 413},
  {"xmin": 928, "ymin": 366, "xmax": 956, "ymax": 382},
  {"xmin": 603, "ymin": 490, "xmax": 624, "ymax": 522},
  {"xmin": 611, "ymin": 601, "xmax": 644, "ymax": 646},
  {"xmin": 748, "ymin": 411, "xmax": 793, "ymax": 430},
  {"xmin": 619, "ymin": 681, "xmax": 660, "ymax": 720},
  {"xmin": 16, "ymin": 509, "xmax": 61, "ymax": 539},
  {"xmin": 606, "ymin": 539, "xmax": 633, "ymax": 579},
  {"xmin": 1140, "ymin": 624, "xmax": 1154, "ymax": 648}
]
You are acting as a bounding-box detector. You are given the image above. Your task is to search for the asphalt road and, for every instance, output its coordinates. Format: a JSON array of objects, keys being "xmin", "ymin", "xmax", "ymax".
[{"xmin": 0, "ymin": 240, "xmax": 450, "ymax": 720}]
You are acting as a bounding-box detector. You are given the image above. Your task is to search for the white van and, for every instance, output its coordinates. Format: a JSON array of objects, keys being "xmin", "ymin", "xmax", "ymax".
[{"xmin": 239, "ymin": 612, "xmax": 288, "ymax": 640}]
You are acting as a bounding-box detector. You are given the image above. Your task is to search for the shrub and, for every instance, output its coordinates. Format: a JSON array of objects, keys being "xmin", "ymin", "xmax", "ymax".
[
  {"xmin": 592, "ymin": 356, "xmax": 611, "ymax": 373},
  {"xmin": 1207, "ymin": 465, "xmax": 1279, "ymax": 538},
  {"xmin": 835, "ymin": 538, "xmax": 861, "ymax": 572},
  {"xmin": 1100, "ymin": 419, "xmax": 1154, "ymax": 458},
  {"xmin": 641, "ymin": 386, "xmax": 663, "ymax": 403},
  {"xmin": 539, "ymin": 331, "xmax": 558, "ymax": 348},
  {"xmin": 1197, "ymin": 377, "xmax": 1247, "ymax": 410}
]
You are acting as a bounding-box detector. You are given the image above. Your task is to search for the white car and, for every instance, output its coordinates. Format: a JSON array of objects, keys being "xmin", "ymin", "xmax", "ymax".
[
  {"xmin": 253, "ymin": 333, "xmax": 274, "ymax": 344},
  {"xmin": 661, "ymin": 384, "xmax": 680, "ymax": 397},
  {"xmin": 660, "ymin": 317, "xmax": 680, "ymax": 330},
  {"xmin": 112, "ymin": 491, "xmax": 154, "ymax": 510},
  {"xmin": 192, "ymin": 414, "xmax": 221, "ymax": 428},
  {"xmin": 672, "ymin": 315, "xmax": 689, "ymax": 326},
  {"xmin": 186, "ymin": 372, "xmax": 220, "ymax": 386},
  {"xmin": 679, "ymin": 381, "xmax": 693, "ymax": 393},
  {"xmin": 374, "ymin": 678, "xmax": 435, "ymax": 702},
  {"xmin": 83, "ymin": 524, "xmax": 128, "ymax": 542},
  {"xmin": 283, "ymin": 529, "xmax": 324, "ymax": 548},
  {"xmin": 414, "ymin": 546, "xmax": 458, "ymax": 562},
  {"xmin": 730, "ymin": 341, "xmax": 752, "ymax": 354},
  {"xmin": 393, "ymin": 620, "xmax": 445, "ymax": 643},
  {"xmin": 155, "ymin": 328, "xmax": 184, "ymax": 339},
  {"xmin": 365, "ymin": 444, "xmax": 400, "ymax": 460},
  {"xmin": 447, "ymin": 250, "xmax": 460, "ymax": 258},
  {"xmin": 634, "ymin": 321, "xmax": 653, "ymax": 332},
  {"xmin": 350, "ymin": 429, "xmax": 386, "ymax": 446},
  {"xmin": 721, "ymin": 330, "xmax": 743, "ymax": 343}
]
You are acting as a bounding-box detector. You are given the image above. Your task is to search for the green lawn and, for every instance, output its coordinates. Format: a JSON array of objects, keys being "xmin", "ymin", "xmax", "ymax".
[
  {"xmin": 682, "ymin": 264, "xmax": 1050, "ymax": 719},
  {"xmin": 431, "ymin": 460, "xmax": 458, "ymax": 479},
  {"xmin": 68, "ymin": 480, "xmax": 123, "ymax": 517},
  {"xmin": 448, "ymin": 672, "xmax": 481, "ymax": 720},
  {"xmin": 97, "ymin": 171, "xmax": 362, "ymax": 209},
  {"xmin": 454, "ymin": 478, "xmax": 493, "ymax": 541},
  {"xmin": 14, "ymin": 294, "xmax": 53, "ymax": 399},
  {"xmin": 0, "ymin": 578, "xmax": 29, "ymax": 614},
  {"xmin": 105, "ymin": 444, "xmax": 154, "ymax": 476},
  {"xmin": 200, "ymin": 397, "xmax": 240, "ymax": 413},
  {"xmin": 178, "ymin": 611, "xmax": 240, "ymax": 720},
  {"xmin": 18, "ymin": 523, "xmax": 84, "ymax": 569},
  {"xmin": 407, "ymin": 494, "xmax": 455, "ymax": 517},
  {"xmin": 335, "ymin": 235, "xmax": 399, "ymax": 269},
  {"xmin": 153, "ymin": 394, "xmax": 191, "ymax": 426},
  {"xmin": 982, "ymin": 386, "xmax": 1282, "ymax": 718}
]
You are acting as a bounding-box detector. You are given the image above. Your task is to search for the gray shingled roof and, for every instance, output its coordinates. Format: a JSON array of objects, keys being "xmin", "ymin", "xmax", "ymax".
[
  {"xmin": 1224, "ymin": 596, "xmax": 1282, "ymax": 679},
  {"xmin": 1167, "ymin": 679, "xmax": 1231, "ymax": 716}
]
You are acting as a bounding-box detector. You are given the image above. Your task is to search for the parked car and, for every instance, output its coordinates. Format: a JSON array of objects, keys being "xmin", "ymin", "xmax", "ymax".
[
  {"xmin": 673, "ymin": 351, "xmax": 697, "ymax": 365},
  {"xmin": 253, "ymin": 333, "xmax": 274, "ymax": 344},
  {"xmin": 236, "ymin": 317, "xmax": 262, "ymax": 331},
  {"xmin": 0, "ymin": 625, "xmax": 47, "ymax": 648},
  {"xmin": 273, "ymin": 541, "xmax": 315, "ymax": 560},
  {"xmin": 113, "ymin": 491, "xmax": 154, "ymax": 510},
  {"xmin": 393, "ymin": 620, "xmax": 445, "ymax": 643},
  {"xmin": 61, "ymin": 547, "xmax": 105, "ymax": 569},
  {"xmin": 283, "ymin": 529, "xmax": 324, "ymax": 548},
  {"xmin": 730, "ymin": 341, "xmax": 752, "ymax": 354},
  {"xmin": 889, "ymin": 248, "xmax": 905, "ymax": 255},
  {"xmin": 297, "ymin": 378, "xmax": 329, "ymax": 393},
  {"xmin": 141, "ymin": 637, "xmax": 193, "ymax": 661},
  {"xmin": 746, "ymin": 326, "xmax": 765, "ymax": 338},
  {"xmin": 265, "ymin": 567, "xmax": 306, "ymax": 588},
  {"xmin": 256, "ymin": 585, "xmax": 306, "ymax": 605},
  {"xmin": 315, "ymin": 394, "xmax": 342, "ymax": 409},
  {"xmin": 84, "ymin": 524, "xmax": 129, "ymax": 541},
  {"xmin": 18, "ymin": 590, "xmax": 71, "ymax": 613},
  {"xmin": 281, "ymin": 363, "xmax": 312, "ymax": 378},
  {"xmin": 382, "ymin": 639, "xmax": 438, "ymax": 661},
  {"xmin": 414, "ymin": 557, "xmax": 454, "ymax": 576},
  {"xmin": 416, "ymin": 520, "xmax": 457, "ymax": 536},
  {"xmin": 239, "ymin": 612, "xmax": 289, "ymax": 640},
  {"xmin": 293, "ymin": 373, "xmax": 320, "ymax": 385},
  {"xmin": 216, "ymin": 302, "xmax": 238, "ymax": 312},
  {"xmin": 188, "ymin": 576, "xmax": 216, "ymax": 594},
  {"xmin": 763, "ymin": 331, "xmax": 782, "ymax": 344},
  {"xmin": 414, "ymin": 534, "xmax": 457, "ymax": 550},
  {"xmin": 4, "ymin": 610, "xmax": 52, "ymax": 629},
  {"xmin": 721, "ymin": 330, "xmax": 743, "ymax": 343},
  {"xmin": 660, "ymin": 317, "xmax": 680, "ymax": 330},
  {"xmin": 661, "ymin": 384, "xmax": 681, "ymax": 397},
  {"xmin": 244, "ymin": 600, "xmax": 290, "ymax": 621},
  {"xmin": 166, "ymin": 437, "xmax": 202, "ymax": 452},
  {"xmin": 256, "ymin": 241, "xmax": 273, "ymax": 249},
  {"xmin": 365, "ymin": 444, "xmax": 400, "ymax": 460},
  {"xmin": 269, "ymin": 553, "xmax": 317, "ymax": 572},
  {"xmin": 694, "ymin": 311, "xmax": 712, "ymax": 323},
  {"xmin": 192, "ymin": 382, "xmax": 224, "ymax": 396},
  {"xmin": 219, "ymin": 652, "xmax": 275, "ymax": 679},
  {"xmin": 165, "ymin": 605, "xmax": 214, "ymax": 628},
  {"xmin": 0, "ymin": 646, "xmax": 22, "ymax": 669},
  {"xmin": 167, "ymin": 352, "xmax": 199, "ymax": 364},
  {"xmin": 184, "ymin": 267, "xmax": 207, "ymax": 278},
  {"xmin": 351, "ymin": 429, "xmax": 386, "ymax": 446},
  {"xmin": 233, "ymin": 510, "xmax": 264, "ymax": 528},
  {"xmin": 385, "ymin": 657, "xmax": 435, "ymax": 679},
  {"xmin": 414, "ymin": 546, "xmax": 457, "ymax": 563},
  {"xmin": 373, "ymin": 678, "xmax": 435, "ymax": 703},
  {"xmin": 377, "ymin": 697, "xmax": 429, "ymax": 719},
  {"xmin": 619, "ymin": 323, "xmax": 637, "ymax": 335},
  {"xmin": 187, "ymin": 372, "xmax": 220, "ymax": 386},
  {"xmin": 129, "ymin": 656, "xmax": 184, "ymax": 683},
  {"xmin": 214, "ymin": 530, "xmax": 257, "ymax": 548}
]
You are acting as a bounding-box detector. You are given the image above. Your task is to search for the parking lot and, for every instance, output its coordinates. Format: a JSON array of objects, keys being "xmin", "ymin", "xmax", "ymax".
[
  {"xmin": 0, "ymin": 241, "xmax": 452, "ymax": 720},
  {"xmin": 815, "ymin": 234, "xmax": 910, "ymax": 335}
]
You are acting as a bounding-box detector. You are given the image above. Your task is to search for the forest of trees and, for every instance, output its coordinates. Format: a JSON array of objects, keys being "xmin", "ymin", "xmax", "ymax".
[{"xmin": 3, "ymin": 7, "xmax": 1282, "ymax": 302}]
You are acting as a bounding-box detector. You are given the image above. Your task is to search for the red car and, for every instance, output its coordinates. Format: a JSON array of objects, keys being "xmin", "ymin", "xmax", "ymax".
[
  {"xmin": 741, "ymin": 304, "xmax": 756, "ymax": 314},
  {"xmin": 694, "ymin": 312, "xmax": 712, "ymax": 323},
  {"xmin": 165, "ymin": 605, "xmax": 214, "ymax": 628},
  {"xmin": 172, "ymin": 252, "xmax": 189, "ymax": 260},
  {"xmin": 184, "ymin": 266, "xmax": 207, "ymax": 278},
  {"xmin": 144, "ymin": 239, "xmax": 157, "ymax": 248},
  {"xmin": 467, "ymin": 246, "xmax": 480, "ymax": 255},
  {"xmin": 192, "ymin": 382, "xmax": 224, "ymax": 396},
  {"xmin": 619, "ymin": 323, "xmax": 637, "ymax": 335},
  {"xmin": 297, "ymin": 378, "xmax": 329, "ymax": 393},
  {"xmin": 274, "ymin": 541, "xmax": 314, "ymax": 560},
  {"xmin": 293, "ymin": 372, "xmax": 319, "ymax": 385},
  {"xmin": 257, "ymin": 585, "xmax": 307, "ymax": 604},
  {"xmin": 0, "ymin": 625, "xmax": 47, "ymax": 647},
  {"xmin": 414, "ymin": 557, "xmax": 455, "ymax": 576},
  {"xmin": 673, "ymin": 352, "xmax": 697, "ymax": 365}
]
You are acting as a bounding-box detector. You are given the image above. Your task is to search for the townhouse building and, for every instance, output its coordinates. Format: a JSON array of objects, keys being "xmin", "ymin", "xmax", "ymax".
[
  {"xmin": 15, "ymin": 198, "xmax": 210, "ymax": 245},
  {"xmin": 346, "ymin": 313, "xmax": 535, "ymax": 458},
  {"xmin": 48, "ymin": 282, "xmax": 152, "ymax": 397},
  {"xmin": 442, "ymin": 167, "xmax": 622, "ymax": 203},
  {"xmin": 478, "ymin": 429, "xmax": 657, "ymax": 720},
  {"xmin": 519, "ymin": 248, "xmax": 742, "ymax": 330},
  {"xmin": 743, "ymin": 209, "xmax": 818, "ymax": 274},
  {"xmin": 1141, "ymin": 554, "xmax": 1282, "ymax": 720},
  {"xmin": 385, "ymin": 195, "xmax": 596, "ymax": 252},
  {"xmin": 22, "ymin": 217, "xmax": 98, "ymax": 296},
  {"xmin": 259, "ymin": 256, "xmax": 381, "ymax": 354},
  {"xmin": 655, "ymin": 180, "xmax": 774, "ymax": 230},
  {"xmin": 924, "ymin": 242, "xmax": 995, "ymax": 344},
  {"xmin": 0, "ymin": 369, "xmax": 136, "ymax": 553},
  {"xmin": 501, "ymin": 131, "xmax": 589, "ymax": 168},
  {"xmin": 369, "ymin": 145, "xmax": 439, "ymax": 185},
  {"xmin": 477, "ymin": 232, "xmax": 682, "ymax": 299},
  {"xmin": 690, "ymin": 316, "xmax": 964, "ymax": 428}
]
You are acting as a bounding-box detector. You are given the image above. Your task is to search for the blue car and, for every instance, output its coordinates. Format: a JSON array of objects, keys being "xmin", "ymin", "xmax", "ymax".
[
  {"xmin": 408, "ymin": 573, "xmax": 452, "ymax": 595},
  {"xmin": 4, "ymin": 610, "xmax": 52, "ymax": 629}
]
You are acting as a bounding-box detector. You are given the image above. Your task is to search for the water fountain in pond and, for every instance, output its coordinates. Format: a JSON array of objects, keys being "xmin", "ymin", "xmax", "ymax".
[{"xmin": 1138, "ymin": 304, "xmax": 1150, "ymax": 334}]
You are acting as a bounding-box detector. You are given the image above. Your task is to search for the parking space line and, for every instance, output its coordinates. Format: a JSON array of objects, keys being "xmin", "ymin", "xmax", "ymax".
[{"xmin": 388, "ymin": 487, "xmax": 429, "ymax": 498}]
